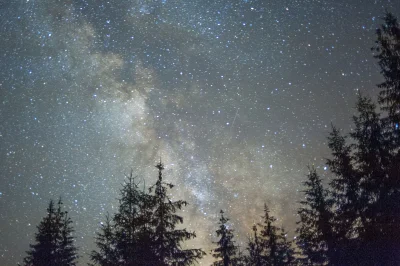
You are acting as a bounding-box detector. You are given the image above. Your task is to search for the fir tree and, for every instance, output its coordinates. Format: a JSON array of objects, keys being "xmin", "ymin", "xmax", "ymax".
[
  {"xmin": 149, "ymin": 160, "xmax": 204, "ymax": 265},
  {"xmin": 212, "ymin": 210, "xmax": 237, "ymax": 266},
  {"xmin": 246, "ymin": 225, "xmax": 263, "ymax": 266},
  {"xmin": 114, "ymin": 172, "xmax": 155, "ymax": 265},
  {"xmin": 23, "ymin": 199, "xmax": 77, "ymax": 266},
  {"xmin": 275, "ymin": 228, "xmax": 296, "ymax": 266},
  {"xmin": 373, "ymin": 12, "xmax": 400, "ymax": 133},
  {"xmin": 372, "ymin": 12, "xmax": 400, "ymax": 263},
  {"xmin": 235, "ymin": 247, "xmax": 247, "ymax": 266},
  {"xmin": 352, "ymin": 94, "xmax": 399, "ymax": 264},
  {"xmin": 326, "ymin": 125, "xmax": 360, "ymax": 241},
  {"xmin": 91, "ymin": 172, "xmax": 156, "ymax": 266},
  {"xmin": 258, "ymin": 204, "xmax": 295, "ymax": 266},
  {"xmin": 296, "ymin": 167, "xmax": 334, "ymax": 266},
  {"xmin": 90, "ymin": 214, "xmax": 121, "ymax": 266},
  {"xmin": 58, "ymin": 210, "xmax": 78, "ymax": 266}
]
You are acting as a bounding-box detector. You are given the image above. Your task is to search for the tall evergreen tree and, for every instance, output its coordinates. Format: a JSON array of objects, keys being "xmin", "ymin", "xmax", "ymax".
[
  {"xmin": 114, "ymin": 172, "xmax": 155, "ymax": 265},
  {"xmin": 258, "ymin": 204, "xmax": 295, "ymax": 266},
  {"xmin": 372, "ymin": 12, "xmax": 400, "ymax": 264},
  {"xmin": 91, "ymin": 163, "xmax": 204, "ymax": 266},
  {"xmin": 149, "ymin": 160, "xmax": 204, "ymax": 265},
  {"xmin": 326, "ymin": 125, "xmax": 360, "ymax": 242},
  {"xmin": 373, "ymin": 12, "xmax": 400, "ymax": 133},
  {"xmin": 212, "ymin": 210, "xmax": 237, "ymax": 266},
  {"xmin": 91, "ymin": 172, "xmax": 155, "ymax": 266},
  {"xmin": 329, "ymin": 93, "xmax": 396, "ymax": 265},
  {"xmin": 23, "ymin": 199, "xmax": 77, "ymax": 266},
  {"xmin": 246, "ymin": 225, "xmax": 263, "ymax": 266},
  {"xmin": 90, "ymin": 214, "xmax": 121, "ymax": 266},
  {"xmin": 359, "ymin": 90, "xmax": 400, "ymax": 264},
  {"xmin": 275, "ymin": 228, "xmax": 296, "ymax": 266},
  {"xmin": 58, "ymin": 210, "xmax": 78, "ymax": 266},
  {"xmin": 296, "ymin": 167, "xmax": 334, "ymax": 266}
]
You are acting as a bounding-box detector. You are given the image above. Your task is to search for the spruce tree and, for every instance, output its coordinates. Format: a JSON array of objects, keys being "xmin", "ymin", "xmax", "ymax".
[
  {"xmin": 326, "ymin": 125, "xmax": 360, "ymax": 241},
  {"xmin": 91, "ymin": 172, "xmax": 156, "ymax": 266},
  {"xmin": 58, "ymin": 210, "xmax": 78, "ymax": 266},
  {"xmin": 90, "ymin": 214, "xmax": 121, "ymax": 266},
  {"xmin": 373, "ymin": 12, "xmax": 400, "ymax": 133},
  {"xmin": 276, "ymin": 228, "xmax": 296, "ymax": 266},
  {"xmin": 258, "ymin": 204, "xmax": 295, "ymax": 266},
  {"xmin": 246, "ymin": 225, "xmax": 263, "ymax": 266},
  {"xmin": 372, "ymin": 12, "xmax": 400, "ymax": 263},
  {"xmin": 296, "ymin": 167, "xmax": 334, "ymax": 266},
  {"xmin": 114, "ymin": 172, "xmax": 155, "ymax": 265},
  {"xmin": 212, "ymin": 210, "xmax": 237, "ymax": 266},
  {"xmin": 149, "ymin": 160, "xmax": 204, "ymax": 265},
  {"xmin": 23, "ymin": 199, "xmax": 77, "ymax": 266}
]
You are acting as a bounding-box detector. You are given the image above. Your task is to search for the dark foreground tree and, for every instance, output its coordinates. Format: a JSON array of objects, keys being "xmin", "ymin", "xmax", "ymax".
[
  {"xmin": 373, "ymin": 12, "xmax": 400, "ymax": 133},
  {"xmin": 91, "ymin": 162, "xmax": 204, "ymax": 266},
  {"xmin": 296, "ymin": 167, "xmax": 334, "ymax": 266},
  {"xmin": 150, "ymin": 161, "xmax": 204, "ymax": 265},
  {"xmin": 90, "ymin": 214, "xmax": 121, "ymax": 266},
  {"xmin": 258, "ymin": 204, "xmax": 295, "ymax": 266},
  {"xmin": 212, "ymin": 210, "xmax": 238, "ymax": 266},
  {"xmin": 372, "ymin": 11, "xmax": 400, "ymax": 264},
  {"xmin": 246, "ymin": 225, "xmax": 263, "ymax": 266},
  {"xmin": 23, "ymin": 198, "xmax": 77, "ymax": 266},
  {"xmin": 91, "ymin": 172, "xmax": 156, "ymax": 266}
]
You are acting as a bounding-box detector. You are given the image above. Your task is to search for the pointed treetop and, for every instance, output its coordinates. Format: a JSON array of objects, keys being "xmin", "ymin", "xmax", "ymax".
[
  {"xmin": 155, "ymin": 159, "xmax": 164, "ymax": 181},
  {"xmin": 155, "ymin": 159, "xmax": 164, "ymax": 171}
]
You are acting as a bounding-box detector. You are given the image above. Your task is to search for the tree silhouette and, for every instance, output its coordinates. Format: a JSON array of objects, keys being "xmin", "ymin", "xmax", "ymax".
[
  {"xmin": 115, "ymin": 172, "xmax": 156, "ymax": 265},
  {"xmin": 149, "ymin": 160, "xmax": 204, "ymax": 265},
  {"xmin": 58, "ymin": 210, "xmax": 78, "ymax": 266},
  {"xmin": 212, "ymin": 210, "xmax": 237, "ymax": 266},
  {"xmin": 258, "ymin": 204, "xmax": 295, "ymax": 266},
  {"xmin": 326, "ymin": 124, "xmax": 360, "ymax": 243},
  {"xmin": 296, "ymin": 167, "xmax": 334, "ymax": 266},
  {"xmin": 246, "ymin": 225, "xmax": 263, "ymax": 266},
  {"xmin": 372, "ymin": 11, "xmax": 400, "ymax": 264},
  {"xmin": 91, "ymin": 163, "xmax": 203, "ymax": 266},
  {"xmin": 275, "ymin": 228, "xmax": 296, "ymax": 266},
  {"xmin": 373, "ymin": 12, "xmax": 400, "ymax": 133},
  {"xmin": 90, "ymin": 214, "xmax": 121, "ymax": 266},
  {"xmin": 91, "ymin": 172, "xmax": 156, "ymax": 266},
  {"xmin": 23, "ymin": 198, "xmax": 77, "ymax": 266}
]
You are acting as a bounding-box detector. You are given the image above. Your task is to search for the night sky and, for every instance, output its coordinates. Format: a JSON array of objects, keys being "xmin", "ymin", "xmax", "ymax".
[{"xmin": 1, "ymin": 0, "xmax": 400, "ymax": 265}]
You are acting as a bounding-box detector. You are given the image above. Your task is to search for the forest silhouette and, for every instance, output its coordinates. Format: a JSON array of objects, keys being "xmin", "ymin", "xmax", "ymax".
[{"xmin": 20, "ymin": 11, "xmax": 400, "ymax": 266}]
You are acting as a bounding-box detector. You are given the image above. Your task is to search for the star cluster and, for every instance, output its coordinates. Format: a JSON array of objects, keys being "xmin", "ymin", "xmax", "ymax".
[{"xmin": 0, "ymin": 0, "xmax": 399, "ymax": 264}]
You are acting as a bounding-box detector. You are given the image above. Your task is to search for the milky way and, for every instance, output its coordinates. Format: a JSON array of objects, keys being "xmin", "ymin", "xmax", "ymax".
[{"xmin": 1, "ymin": 0, "xmax": 399, "ymax": 264}]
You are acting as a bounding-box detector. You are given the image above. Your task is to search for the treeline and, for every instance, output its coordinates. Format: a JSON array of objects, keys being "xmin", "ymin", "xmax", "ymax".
[{"xmin": 21, "ymin": 11, "xmax": 400, "ymax": 266}]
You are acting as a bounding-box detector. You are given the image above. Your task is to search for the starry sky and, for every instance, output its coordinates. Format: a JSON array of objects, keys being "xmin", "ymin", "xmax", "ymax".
[{"xmin": 1, "ymin": 0, "xmax": 399, "ymax": 265}]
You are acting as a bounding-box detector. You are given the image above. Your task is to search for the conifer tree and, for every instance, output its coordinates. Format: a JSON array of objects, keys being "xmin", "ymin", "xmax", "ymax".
[
  {"xmin": 258, "ymin": 204, "xmax": 295, "ymax": 266},
  {"xmin": 212, "ymin": 210, "xmax": 237, "ymax": 266},
  {"xmin": 91, "ymin": 172, "xmax": 156, "ymax": 266},
  {"xmin": 149, "ymin": 160, "xmax": 204, "ymax": 265},
  {"xmin": 90, "ymin": 214, "xmax": 121, "ymax": 266},
  {"xmin": 352, "ymin": 94, "xmax": 399, "ymax": 264},
  {"xmin": 114, "ymin": 172, "xmax": 155, "ymax": 265},
  {"xmin": 373, "ymin": 12, "xmax": 400, "ymax": 133},
  {"xmin": 246, "ymin": 225, "xmax": 263, "ymax": 266},
  {"xmin": 296, "ymin": 11, "xmax": 400, "ymax": 266},
  {"xmin": 326, "ymin": 125, "xmax": 360, "ymax": 242},
  {"xmin": 296, "ymin": 167, "xmax": 334, "ymax": 266},
  {"xmin": 371, "ymin": 12, "xmax": 400, "ymax": 263},
  {"xmin": 276, "ymin": 228, "xmax": 296, "ymax": 266},
  {"xmin": 23, "ymin": 199, "xmax": 77, "ymax": 266},
  {"xmin": 58, "ymin": 210, "xmax": 78, "ymax": 266},
  {"xmin": 235, "ymin": 247, "xmax": 247, "ymax": 266}
]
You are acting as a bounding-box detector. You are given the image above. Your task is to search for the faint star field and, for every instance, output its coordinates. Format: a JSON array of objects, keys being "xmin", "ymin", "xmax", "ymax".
[{"xmin": 0, "ymin": 0, "xmax": 399, "ymax": 265}]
